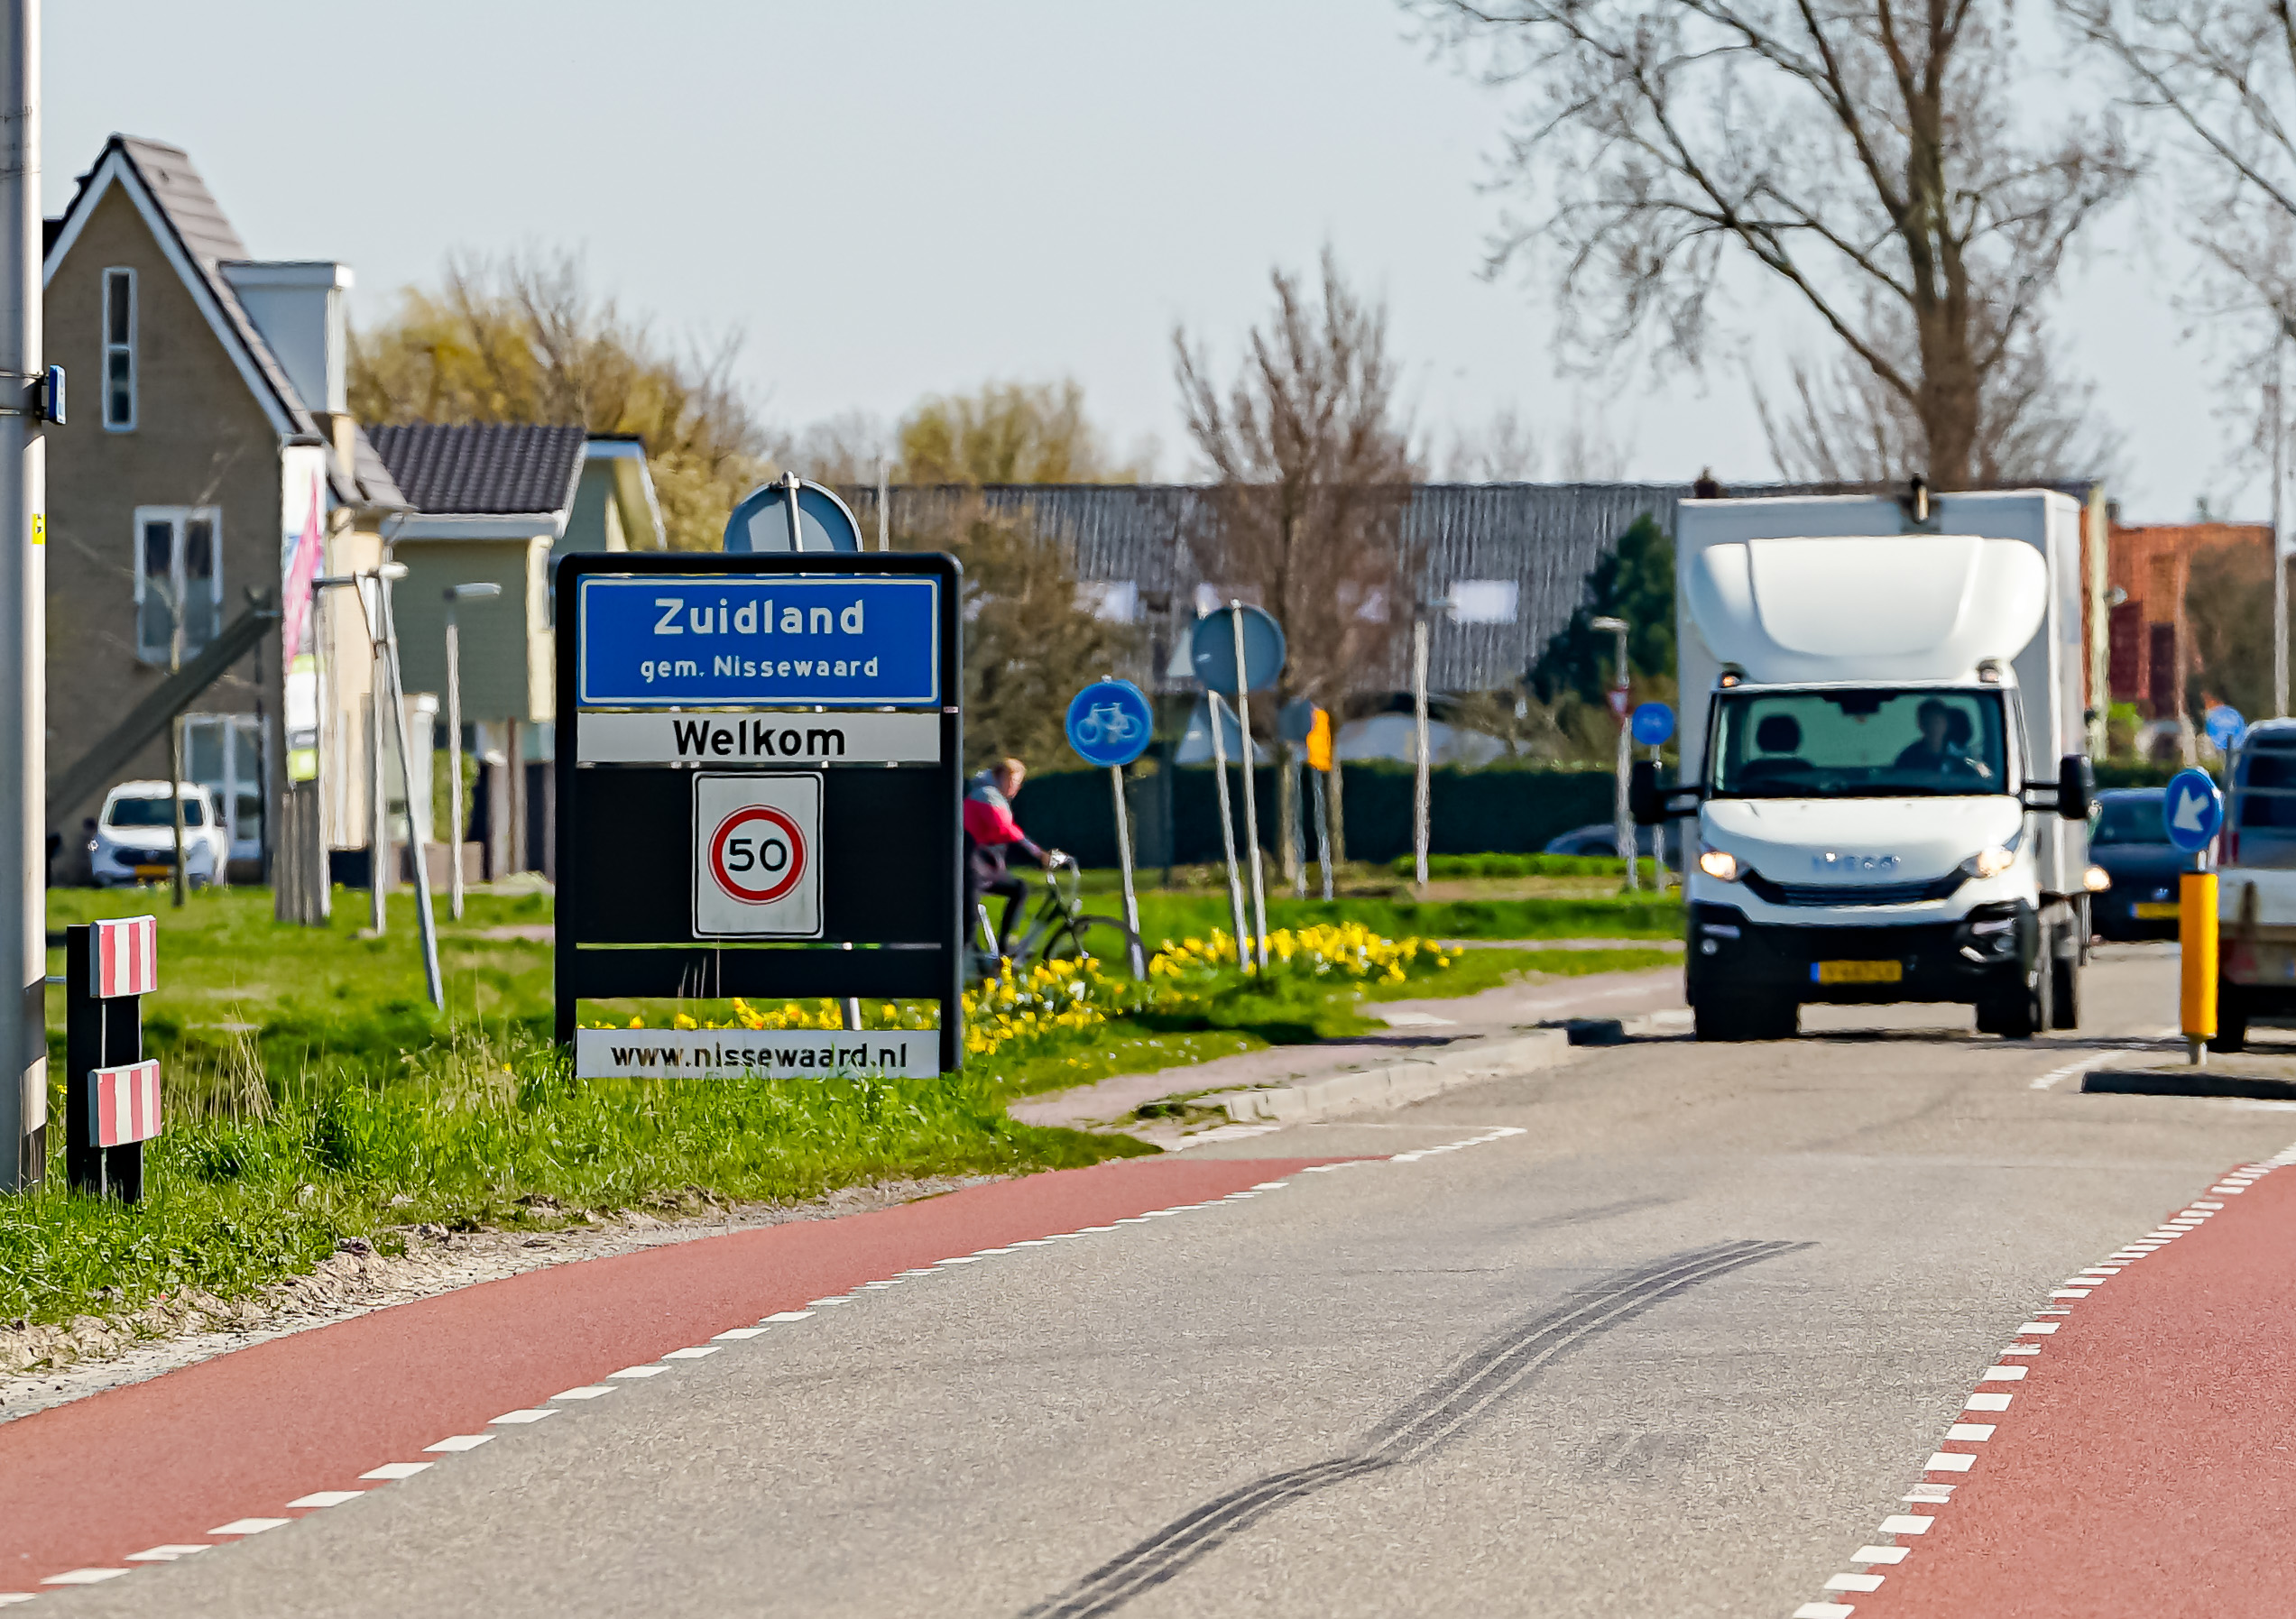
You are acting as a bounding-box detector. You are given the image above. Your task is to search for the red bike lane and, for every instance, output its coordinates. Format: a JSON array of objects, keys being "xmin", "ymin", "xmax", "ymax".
[
  {"xmin": 0, "ymin": 1154, "xmax": 1336, "ymax": 1594},
  {"xmin": 1819, "ymin": 1152, "xmax": 2296, "ymax": 1618}
]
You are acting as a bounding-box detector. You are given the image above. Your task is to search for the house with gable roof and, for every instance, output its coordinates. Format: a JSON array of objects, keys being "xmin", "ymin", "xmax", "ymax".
[
  {"xmin": 41, "ymin": 135, "xmax": 666, "ymax": 892},
  {"xmin": 368, "ymin": 422, "xmax": 663, "ymax": 878},
  {"xmin": 41, "ymin": 134, "xmax": 406, "ymax": 891}
]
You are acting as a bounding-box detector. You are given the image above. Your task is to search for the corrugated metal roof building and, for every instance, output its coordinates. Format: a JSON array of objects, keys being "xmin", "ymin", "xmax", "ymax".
[{"xmin": 841, "ymin": 482, "xmax": 1690, "ymax": 695}]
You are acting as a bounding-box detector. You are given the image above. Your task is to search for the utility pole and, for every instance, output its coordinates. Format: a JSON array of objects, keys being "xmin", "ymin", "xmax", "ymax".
[
  {"xmin": 2274, "ymin": 335, "xmax": 2288, "ymax": 718},
  {"xmin": 1412, "ymin": 616, "xmax": 1432, "ymax": 888},
  {"xmin": 0, "ymin": 0, "xmax": 38, "ymax": 1191},
  {"xmin": 1592, "ymin": 615, "xmax": 1636, "ymax": 889},
  {"xmin": 168, "ymin": 598, "xmax": 186, "ymax": 907},
  {"xmin": 442, "ymin": 582, "xmax": 500, "ymax": 921}
]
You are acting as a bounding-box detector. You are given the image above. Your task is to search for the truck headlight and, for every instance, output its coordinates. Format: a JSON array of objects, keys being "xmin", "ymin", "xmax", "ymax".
[
  {"xmin": 1967, "ymin": 844, "xmax": 2015, "ymax": 879},
  {"xmin": 2084, "ymin": 865, "xmax": 2112, "ymax": 892},
  {"xmin": 1698, "ymin": 849, "xmax": 1739, "ymax": 881}
]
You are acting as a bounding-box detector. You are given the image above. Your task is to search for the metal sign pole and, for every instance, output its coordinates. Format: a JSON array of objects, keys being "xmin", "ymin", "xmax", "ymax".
[
  {"xmin": 1109, "ymin": 764, "xmax": 1146, "ymax": 976},
  {"xmin": 378, "ymin": 576, "xmax": 444, "ymax": 1009},
  {"xmin": 369, "ymin": 640, "xmax": 389, "ymax": 934},
  {"xmin": 1205, "ymin": 691, "xmax": 1251, "ymax": 969},
  {"xmin": 1311, "ymin": 766, "xmax": 1332, "ymax": 901},
  {"xmin": 1647, "ymin": 742, "xmax": 1669, "ymax": 896},
  {"xmin": 1229, "ymin": 603, "xmax": 1268, "ymax": 969}
]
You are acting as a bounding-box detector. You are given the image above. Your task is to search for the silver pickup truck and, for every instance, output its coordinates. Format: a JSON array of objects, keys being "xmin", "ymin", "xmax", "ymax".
[{"xmin": 2218, "ymin": 718, "xmax": 2296, "ymax": 1048}]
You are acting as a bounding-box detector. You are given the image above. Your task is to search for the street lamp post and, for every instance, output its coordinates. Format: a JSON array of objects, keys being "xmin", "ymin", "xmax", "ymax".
[
  {"xmin": 1591, "ymin": 615, "xmax": 1635, "ymax": 891},
  {"xmin": 443, "ymin": 583, "xmax": 501, "ymax": 922},
  {"xmin": 316, "ymin": 565, "xmax": 443, "ymax": 1009}
]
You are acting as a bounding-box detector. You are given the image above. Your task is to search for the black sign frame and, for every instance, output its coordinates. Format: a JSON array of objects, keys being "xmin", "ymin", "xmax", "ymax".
[{"xmin": 552, "ymin": 549, "xmax": 964, "ymax": 1072}]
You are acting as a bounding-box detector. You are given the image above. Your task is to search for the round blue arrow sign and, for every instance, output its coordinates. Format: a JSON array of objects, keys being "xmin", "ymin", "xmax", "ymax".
[
  {"xmin": 2163, "ymin": 767, "xmax": 2224, "ymax": 855},
  {"xmin": 1065, "ymin": 679, "xmax": 1154, "ymax": 768},
  {"xmin": 2205, "ymin": 704, "xmax": 2246, "ymax": 749},
  {"xmin": 1630, "ymin": 702, "xmax": 1675, "ymax": 746}
]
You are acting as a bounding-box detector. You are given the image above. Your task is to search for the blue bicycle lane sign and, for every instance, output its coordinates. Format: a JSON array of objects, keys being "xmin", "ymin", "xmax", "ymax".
[{"xmin": 1065, "ymin": 680, "xmax": 1154, "ymax": 768}]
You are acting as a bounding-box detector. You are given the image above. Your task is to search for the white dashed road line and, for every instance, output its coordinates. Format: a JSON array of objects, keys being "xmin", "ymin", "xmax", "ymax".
[
  {"xmin": 0, "ymin": 1124, "xmax": 1529, "ymax": 1606},
  {"xmin": 1793, "ymin": 1134, "xmax": 2296, "ymax": 1614}
]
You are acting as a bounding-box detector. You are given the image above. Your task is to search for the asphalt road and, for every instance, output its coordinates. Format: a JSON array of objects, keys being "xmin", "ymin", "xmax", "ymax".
[{"xmin": 35, "ymin": 943, "xmax": 2296, "ymax": 1618}]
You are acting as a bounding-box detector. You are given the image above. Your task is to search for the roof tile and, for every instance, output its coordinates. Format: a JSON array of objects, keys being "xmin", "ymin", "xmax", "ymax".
[{"xmin": 367, "ymin": 424, "xmax": 588, "ymax": 516}]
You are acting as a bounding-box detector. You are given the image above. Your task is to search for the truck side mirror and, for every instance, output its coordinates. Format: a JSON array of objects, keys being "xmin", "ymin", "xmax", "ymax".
[
  {"xmin": 2057, "ymin": 754, "xmax": 2093, "ymax": 822},
  {"xmin": 1630, "ymin": 760, "xmax": 1663, "ymax": 826}
]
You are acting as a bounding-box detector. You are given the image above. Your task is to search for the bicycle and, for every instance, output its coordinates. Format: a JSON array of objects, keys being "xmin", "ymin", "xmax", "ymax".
[{"xmin": 969, "ymin": 851, "xmax": 1145, "ymax": 984}]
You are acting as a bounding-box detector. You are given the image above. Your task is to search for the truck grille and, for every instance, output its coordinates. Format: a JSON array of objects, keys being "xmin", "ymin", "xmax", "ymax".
[{"xmin": 1742, "ymin": 870, "xmax": 1967, "ymax": 907}]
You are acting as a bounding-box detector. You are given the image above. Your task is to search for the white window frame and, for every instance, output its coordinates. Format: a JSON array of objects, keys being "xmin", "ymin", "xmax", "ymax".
[
  {"xmin": 182, "ymin": 713, "xmax": 266, "ymax": 862},
  {"xmin": 132, "ymin": 506, "xmax": 224, "ymax": 665},
  {"xmin": 102, "ymin": 266, "xmax": 135, "ymax": 432}
]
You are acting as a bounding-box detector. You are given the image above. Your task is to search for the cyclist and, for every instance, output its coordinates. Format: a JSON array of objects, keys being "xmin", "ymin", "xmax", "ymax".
[{"xmin": 964, "ymin": 756, "xmax": 1050, "ymax": 956}]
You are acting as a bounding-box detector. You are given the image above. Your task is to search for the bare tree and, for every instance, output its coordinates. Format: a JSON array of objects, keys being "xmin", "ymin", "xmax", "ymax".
[
  {"xmin": 1415, "ymin": 2, "xmax": 2135, "ymax": 488},
  {"xmin": 1175, "ymin": 250, "xmax": 1421, "ymax": 866},
  {"xmin": 1758, "ymin": 317, "xmax": 2126, "ymax": 484},
  {"xmin": 890, "ymin": 496, "xmax": 1137, "ymax": 774},
  {"xmin": 2058, "ymin": 0, "xmax": 2296, "ymax": 480},
  {"xmin": 1442, "ymin": 406, "xmax": 1542, "ymax": 480}
]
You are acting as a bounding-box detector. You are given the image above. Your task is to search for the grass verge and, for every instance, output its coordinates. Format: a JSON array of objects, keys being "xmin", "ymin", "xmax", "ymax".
[{"xmin": 2, "ymin": 1022, "xmax": 1145, "ymax": 1331}]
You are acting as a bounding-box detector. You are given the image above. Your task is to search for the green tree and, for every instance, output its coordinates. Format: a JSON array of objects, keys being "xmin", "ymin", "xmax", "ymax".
[
  {"xmin": 348, "ymin": 250, "xmax": 773, "ymax": 551},
  {"xmin": 1530, "ymin": 515, "xmax": 1676, "ymax": 706},
  {"xmin": 898, "ymin": 380, "xmax": 1142, "ymax": 485}
]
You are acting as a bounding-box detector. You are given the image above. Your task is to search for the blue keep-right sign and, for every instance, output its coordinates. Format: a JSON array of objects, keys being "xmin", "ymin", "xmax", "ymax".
[{"xmin": 2163, "ymin": 768, "xmax": 2223, "ymax": 854}]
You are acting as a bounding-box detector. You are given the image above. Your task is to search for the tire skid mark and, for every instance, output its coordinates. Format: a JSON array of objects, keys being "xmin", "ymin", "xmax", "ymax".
[{"xmin": 1022, "ymin": 1238, "xmax": 1809, "ymax": 1619}]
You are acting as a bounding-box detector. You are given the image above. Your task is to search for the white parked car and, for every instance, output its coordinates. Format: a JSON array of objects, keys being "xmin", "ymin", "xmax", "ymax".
[{"xmin": 88, "ymin": 781, "xmax": 228, "ymax": 888}]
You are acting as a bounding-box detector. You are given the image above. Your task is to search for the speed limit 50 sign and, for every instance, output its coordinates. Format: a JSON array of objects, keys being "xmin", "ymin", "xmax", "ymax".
[{"xmin": 694, "ymin": 773, "xmax": 822, "ymax": 938}]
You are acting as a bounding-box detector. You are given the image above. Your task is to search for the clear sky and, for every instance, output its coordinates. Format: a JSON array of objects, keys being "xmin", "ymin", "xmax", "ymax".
[{"xmin": 43, "ymin": 0, "xmax": 2235, "ymax": 519}]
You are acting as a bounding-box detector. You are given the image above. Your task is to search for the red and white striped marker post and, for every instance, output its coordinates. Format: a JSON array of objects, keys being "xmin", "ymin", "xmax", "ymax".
[{"xmin": 65, "ymin": 916, "xmax": 160, "ymax": 1200}]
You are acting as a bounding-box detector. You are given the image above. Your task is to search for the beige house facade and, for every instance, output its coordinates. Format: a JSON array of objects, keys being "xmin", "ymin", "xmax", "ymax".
[{"xmin": 41, "ymin": 136, "xmax": 404, "ymax": 902}]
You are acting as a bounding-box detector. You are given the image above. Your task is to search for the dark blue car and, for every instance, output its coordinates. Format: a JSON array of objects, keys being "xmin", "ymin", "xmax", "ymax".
[{"xmin": 2089, "ymin": 787, "xmax": 2182, "ymax": 941}]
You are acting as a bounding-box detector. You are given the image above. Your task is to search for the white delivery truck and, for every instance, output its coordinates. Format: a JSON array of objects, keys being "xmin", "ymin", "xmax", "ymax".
[
  {"xmin": 1634, "ymin": 487, "xmax": 2095, "ymax": 1042},
  {"xmin": 2215, "ymin": 718, "xmax": 2296, "ymax": 1049}
]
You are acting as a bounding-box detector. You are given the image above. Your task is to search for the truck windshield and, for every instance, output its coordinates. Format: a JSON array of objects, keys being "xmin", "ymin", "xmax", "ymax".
[
  {"xmin": 2233, "ymin": 742, "xmax": 2296, "ymax": 868},
  {"xmin": 1710, "ymin": 688, "xmax": 2008, "ymax": 799}
]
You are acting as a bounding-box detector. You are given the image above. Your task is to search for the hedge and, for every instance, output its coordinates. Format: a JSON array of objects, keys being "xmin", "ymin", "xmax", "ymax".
[{"xmin": 1010, "ymin": 762, "xmax": 1617, "ymax": 868}]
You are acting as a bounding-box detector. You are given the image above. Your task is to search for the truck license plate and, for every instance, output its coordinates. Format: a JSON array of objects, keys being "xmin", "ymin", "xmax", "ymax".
[
  {"xmin": 2134, "ymin": 902, "xmax": 2179, "ymax": 920},
  {"xmin": 1814, "ymin": 960, "xmax": 1902, "ymax": 985}
]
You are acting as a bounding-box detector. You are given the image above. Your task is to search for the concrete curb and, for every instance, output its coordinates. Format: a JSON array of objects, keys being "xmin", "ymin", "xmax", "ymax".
[{"xmin": 1209, "ymin": 1030, "xmax": 1576, "ymax": 1127}]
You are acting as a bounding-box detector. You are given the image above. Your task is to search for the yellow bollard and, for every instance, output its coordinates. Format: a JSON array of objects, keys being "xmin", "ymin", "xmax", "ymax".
[{"xmin": 2181, "ymin": 869, "xmax": 2218, "ymax": 1063}]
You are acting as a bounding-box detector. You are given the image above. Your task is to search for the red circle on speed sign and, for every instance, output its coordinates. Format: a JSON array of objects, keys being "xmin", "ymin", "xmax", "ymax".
[{"xmin": 707, "ymin": 804, "xmax": 807, "ymax": 905}]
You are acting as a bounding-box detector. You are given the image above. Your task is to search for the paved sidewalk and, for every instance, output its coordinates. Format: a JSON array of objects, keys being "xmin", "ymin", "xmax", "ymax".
[{"xmin": 1010, "ymin": 965, "xmax": 1686, "ymax": 1135}]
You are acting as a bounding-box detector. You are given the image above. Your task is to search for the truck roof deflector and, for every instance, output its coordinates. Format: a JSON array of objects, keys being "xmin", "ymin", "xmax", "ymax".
[{"xmin": 1684, "ymin": 535, "xmax": 2048, "ymax": 684}]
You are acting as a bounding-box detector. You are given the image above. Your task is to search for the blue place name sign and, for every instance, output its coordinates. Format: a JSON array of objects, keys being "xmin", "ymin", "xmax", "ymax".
[{"xmin": 576, "ymin": 575, "xmax": 940, "ymax": 708}]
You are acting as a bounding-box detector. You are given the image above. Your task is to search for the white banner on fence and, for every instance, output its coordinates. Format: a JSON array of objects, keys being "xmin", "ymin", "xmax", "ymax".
[
  {"xmin": 576, "ymin": 711, "xmax": 939, "ymax": 766},
  {"xmin": 573, "ymin": 1027, "xmax": 940, "ymax": 1080}
]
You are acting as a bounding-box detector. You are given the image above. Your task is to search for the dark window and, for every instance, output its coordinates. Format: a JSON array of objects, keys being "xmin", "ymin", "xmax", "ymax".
[{"xmin": 101, "ymin": 268, "xmax": 134, "ymax": 430}]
